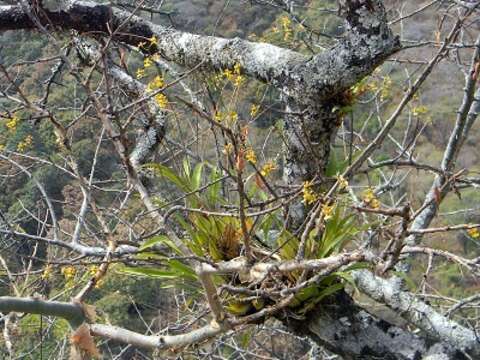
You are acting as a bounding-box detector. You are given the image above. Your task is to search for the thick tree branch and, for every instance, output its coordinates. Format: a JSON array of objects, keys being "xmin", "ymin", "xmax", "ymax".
[
  {"xmin": 0, "ymin": 0, "xmax": 398, "ymax": 102},
  {"xmin": 0, "ymin": 296, "xmax": 85, "ymax": 327},
  {"xmin": 90, "ymin": 322, "xmax": 224, "ymax": 350},
  {"xmin": 0, "ymin": 296, "xmax": 225, "ymax": 350},
  {"xmin": 290, "ymin": 0, "xmax": 400, "ymax": 99},
  {"xmin": 352, "ymin": 270, "xmax": 480, "ymax": 358},
  {"xmin": 0, "ymin": 1, "xmax": 304, "ymax": 83},
  {"xmin": 294, "ymin": 290, "xmax": 462, "ymax": 360}
]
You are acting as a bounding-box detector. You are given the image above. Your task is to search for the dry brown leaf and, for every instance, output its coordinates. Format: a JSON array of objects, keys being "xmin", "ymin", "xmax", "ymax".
[
  {"xmin": 434, "ymin": 31, "xmax": 441, "ymax": 47},
  {"xmin": 433, "ymin": 187, "xmax": 441, "ymax": 205},
  {"xmin": 69, "ymin": 345, "xmax": 83, "ymax": 360},
  {"xmin": 473, "ymin": 62, "xmax": 480, "ymax": 81},
  {"xmin": 236, "ymin": 151, "xmax": 245, "ymax": 172},
  {"xmin": 255, "ymin": 173, "xmax": 266, "ymax": 190},
  {"xmin": 218, "ymin": 223, "xmax": 240, "ymax": 260},
  {"xmin": 70, "ymin": 323, "xmax": 100, "ymax": 359}
]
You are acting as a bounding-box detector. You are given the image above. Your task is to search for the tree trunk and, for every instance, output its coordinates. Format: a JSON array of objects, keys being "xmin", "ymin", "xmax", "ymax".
[{"xmin": 289, "ymin": 291, "xmax": 463, "ymax": 360}]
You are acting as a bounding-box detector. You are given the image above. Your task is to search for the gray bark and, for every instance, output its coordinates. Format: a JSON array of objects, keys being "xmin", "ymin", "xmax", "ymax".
[
  {"xmin": 352, "ymin": 270, "xmax": 480, "ymax": 359},
  {"xmin": 0, "ymin": 1, "xmax": 398, "ymax": 99},
  {"xmin": 278, "ymin": 0, "xmax": 398, "ymax": 224},
  {"xmin": 73, "ymin": 38, "xmax": 167, "ymax": 168},
  {"xmin": 0, "ymin": 296, "xmax": 85, "ymax": 327},
  {"xmin": 301, "ymin": 305, "xmax": 466, "ymax": 360},
  {"xmin": 292, "ymin": 292, "xmax": 431, "ymax": 360}
]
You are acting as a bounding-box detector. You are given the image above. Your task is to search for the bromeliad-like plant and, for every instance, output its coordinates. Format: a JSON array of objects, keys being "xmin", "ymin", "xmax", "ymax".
[{"xmin": 120, "ymin": 159, "xmax": 365, "ymax": 319}]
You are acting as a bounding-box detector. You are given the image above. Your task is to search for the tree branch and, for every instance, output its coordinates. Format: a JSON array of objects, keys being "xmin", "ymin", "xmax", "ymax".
[
  {"xmin": 0, "ymin": 296, "xmax": 85, "ymax": 327},
  {"xmin": 0, "ymin": 0, "xmax": 399, "ymax": 101},
  {"xmin": 0, "ymin": 296, "xmax": 225, "ymax": 350},
  {"xmin": 352, "ymin": 270, "xmax": 480, "ymax": 357},
  {"xmin": 294, "ymin": 289, "xmax": 464, "ymax": 359}
]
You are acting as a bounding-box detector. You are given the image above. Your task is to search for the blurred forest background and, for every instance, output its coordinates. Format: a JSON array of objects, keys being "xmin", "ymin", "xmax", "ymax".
[{"xmin": 1, "ymin": 0, "xmax": 479, "ymax": 358}]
